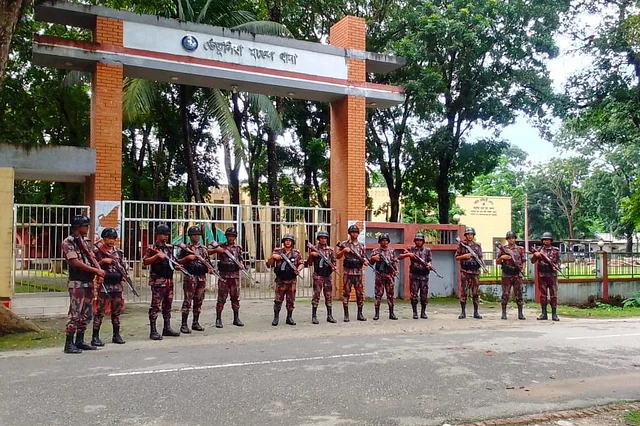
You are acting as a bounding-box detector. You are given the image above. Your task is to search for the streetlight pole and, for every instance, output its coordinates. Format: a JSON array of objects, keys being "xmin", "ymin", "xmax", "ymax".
[{"xmin": 524, "ymin": 193, "xmax": 529, "ymax": 251}]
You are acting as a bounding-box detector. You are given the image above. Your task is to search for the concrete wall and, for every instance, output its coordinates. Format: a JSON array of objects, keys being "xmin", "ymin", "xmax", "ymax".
[
  {"xmin": 0, "ymin": 168, "xmax": 14, "ymax": 307},
  {"xmin": 453, "ymin": 196, "xmax": 512, "ymax": 251}
]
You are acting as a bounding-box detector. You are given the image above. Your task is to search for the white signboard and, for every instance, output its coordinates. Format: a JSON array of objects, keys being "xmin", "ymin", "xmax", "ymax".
[{"xmin": 123, "ymin": 22, "xmax": 349, "ymax": 80}]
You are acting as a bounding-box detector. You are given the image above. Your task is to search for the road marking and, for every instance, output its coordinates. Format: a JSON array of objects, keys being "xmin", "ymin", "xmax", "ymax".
[
  {"xmin": 566, "ymin": 333, "xmax": 640, "ymax": 340},
  {"xmin": 108, "ymin": 352, "xmax": 378, "ymax": 377}
]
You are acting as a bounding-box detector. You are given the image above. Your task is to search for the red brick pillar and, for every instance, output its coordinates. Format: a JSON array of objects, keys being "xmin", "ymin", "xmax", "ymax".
[
  {"xmin": 330, "ymin": 17, "xmax": 367, "ymax": 298},
  {"xmin": 86, "ymin": 17, "xmax": 124, "ymax": 238}
]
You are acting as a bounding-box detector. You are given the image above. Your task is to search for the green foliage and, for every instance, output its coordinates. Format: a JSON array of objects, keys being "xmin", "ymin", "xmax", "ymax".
[
  {"xmin": 623, "ymin": 292, "xmax": 640, "ymax": 308},
  {"xmin": 624, "ymin": 410, "xmax": 640, "ymax": 426}
]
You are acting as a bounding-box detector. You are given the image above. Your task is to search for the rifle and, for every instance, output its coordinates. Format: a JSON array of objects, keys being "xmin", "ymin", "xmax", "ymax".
[
  {"xmin": 404, "ymin": 246, "xmax": 444, "ymax": 279},
  {"xmin": 530, "ymin": 246, "xmax": 568, "ymax": 279},
  {"xmin": 495, "ymin": 242, "xmax": 526, "ymax": 280},
  {"xmin": 377, "ymin": 251, "xmax": 399, "ymax": 277},
  {"xmin": 276, "ymin": 249, "xmax": 303, "ymax": 278},
  {"xmin": 337, "ymin": 241, "xmax": 381, "ymax": 275},
  {"xmin": 72, "ymin": 234, "xmax": 110, "ymax": 298},
  {"xmin": 177, "ymin": 243, "xmax": 226, "ymax": 283},
  {"xmin": 150, "ymin": 246, "xmax": 193, "ymax": 277},
  {"xmin": 307, "ymin": 243, "xmax": 341, "ymax": 277},
  {"xmin": 210, "ymin": 242, "xmax": 257, "ymax": 283},
  {"xmin": 96, "ymin": 240, "xmax": 140, "ymax": 297},
  {"xmin": 455, "ymin": 237, "xmax": 490, "ymax": 274}
]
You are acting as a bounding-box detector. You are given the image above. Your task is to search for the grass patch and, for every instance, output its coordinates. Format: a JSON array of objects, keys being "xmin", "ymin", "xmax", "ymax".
[
  {"xmin": 521, "ymin": 302, "xmax": 640, "ymax": 318},
  {"xmin": 624, "ymin": 410, "xmax": 640, "ymax": 426},
  {"xmin": 0, "ymin": 329, "xmax": 65, "ymax": 352}
]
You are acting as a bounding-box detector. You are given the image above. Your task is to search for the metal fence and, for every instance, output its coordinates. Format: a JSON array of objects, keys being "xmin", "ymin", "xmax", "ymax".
[
  {"xmin": 607, "ymin": 253, "xmax": 640, "ymax": 278},
  {"xmin": 121, "ymin": 201, "xmax": 334, "ymax": 302},
  {"xmin": 13, "ymin": 204, "xmax": 90, "ymax": 294}
]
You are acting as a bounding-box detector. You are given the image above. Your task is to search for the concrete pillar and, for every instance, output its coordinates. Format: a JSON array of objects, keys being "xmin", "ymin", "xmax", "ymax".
[
  {"xmin": 0, "ymin": 168, "xmax": 15, "ymax": 308},
  {"xmin": 87, "ymin": 17, "xmax": 124, "ymax": 238},
  {"xmin": 329, "ymin": 16, "xmax": 367, "ymax": 298}
]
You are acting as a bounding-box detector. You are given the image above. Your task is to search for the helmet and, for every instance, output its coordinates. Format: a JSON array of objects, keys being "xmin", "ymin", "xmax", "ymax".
[
  {"xmin": 71, "ymin": 215, "xmax": 90, "ymax": 227},
  {"xmin": 541, "ymin": 232, "xmax": 554, "ymax": 241},
  {"xmin": 316, "ymin": 230, "xmax": 330, "ymax": 240},
  {"xmin": 506, "ymin": 231, "xmax": 516, "ymax": 239},
  {"xmin": 155, "ymin": 224, "xmax": 170, "ymax": 235},
  {"xmin": 225, "ymin": 227, "xmax": 238, "ymax": 236},
  {"xmin": 464, "ymin": 227, "xmax": 476, "ymax": 235},
  {"xmin": 281, "ymin": 233, "xmax": 295, "ymax": 244},
  {"xmin": 187, "ymin": 226, "xmax": 202, "ymax": 236},
  {"xmin": 347, "ymin": 225, "xmax": 360, "ymax": 234},
  {"xmin": 414, "ymin": 233, "xmax": 425, "ymax": 241},
  {"xmin": 101, "ymin": 227, "xmax": 118, "ymax": 239},
  {"xmin": 378, "ymin": 233, "xmax": 390, "ymax": 243}
]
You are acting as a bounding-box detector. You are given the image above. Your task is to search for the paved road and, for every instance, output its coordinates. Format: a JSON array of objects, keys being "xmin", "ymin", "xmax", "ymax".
[{"xmin": 1, "ymin": 316, "xmax": 640, "ymax": 426}]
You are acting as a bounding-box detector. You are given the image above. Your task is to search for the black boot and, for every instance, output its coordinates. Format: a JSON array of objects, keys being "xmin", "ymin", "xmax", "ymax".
[
  {"xmin": 149, "ymin": 319, "xmax": 163, "ymax": 340},
  {"xmin": 75, "ymin": 331, "xmax": 97, "ymax": 350},
  {"xmin": 91, "ymin": 327, "xmax": 104, "ymax": 347},
  {"xmin": 373, "ymin": 307, "xmax": 380, "ymax": 321},
  {"xmin": 232, "ymin": 310, "xmax": 244, "ymax": 327},
  {"xmin": 537, "ymin": 304, "xmax": 548, "ymax": 321},
  {"xmin": 458, "ymin": 303, "xmax": 466, "ymax": 319},
  {"xmin": 112, "ymin": 325, "xmax": 125, "ymax": 344},
  {"xmin": 312, "ymin": 307, "xmax": 319, "ymax": 324},
  {"xmin": 389, "ymin": 306, "xmax": 398, "ymax": 320},
  {"xmin": 180, "ymin": 312, "xmax": 191, "ymax": 334},
  {"xmin": 357, "ymin": 306, "xmax": 367, "ymax": 321},
  {"xmin": 551, "ymin": 306, "xmax": 560, "ymax": 322},
  {"xmin": 64, "ymin": 332, "xmax": 82, "ymax": 354},
  {"xmin": 473, "ymin": 302, "xmax": 482, "ymax": 319},
  {"xmin": 518, "ymin": 305, "xmax": 526, "ymax": 320},
  {"xmin": 501, "ymin": 306, "xmax": 507, "ymax": 320},
  {"xmin": 162, "ymin": 319, "xmax": 180, "ymax": 337},
  {"xmin": 326, "ymin": 306, "xmax": 337, "ymax": 323},
  {"xmin": 192, "ymin": 313, "xmax": 205, "ymax": 331},
  {"xmin": 272, "ymin": 306, "xmax": 281, "ymax": 326},
  {"xmin": 411, "ymin": 302, "xmax": 418, "ymax": 319},
  {"xmin": 421, "ymin": 303, "xmax": 428, "ymax": 319},
  {"xmin": 286, "ymin": 310, "xmax": 296, "ymax": 326},
  {"xmin": 343, "ymin": 306, "xmax": 350, "ymax": 322},
  {"xmin": 215, "ymin": 311, "xmax": 223, "ymax": 328}
]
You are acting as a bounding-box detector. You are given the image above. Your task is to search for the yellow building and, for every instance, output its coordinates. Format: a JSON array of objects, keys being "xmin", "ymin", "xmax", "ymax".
[{"xmin": 455, "ymin": 196, "xmax": 512, "ymax": 251}]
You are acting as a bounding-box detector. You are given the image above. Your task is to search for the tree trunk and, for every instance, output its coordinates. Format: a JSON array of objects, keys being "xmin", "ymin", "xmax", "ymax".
[
  {"xmin": 0, "ymin": 0, "xmax": 27, "ymax": 90},
  {"xmin": 436, "ymin": 161, "xmax": 451, "ymax": 224},
  {"xmin": 389, "ymin": 187, "xmax": 400, "ymax": 222},
  {"xmin": 179, "ymin": 85, "xmax": 201, "ymax": 202},
  {"xmin": 0, "ymin": 305, "xmax": 41, "ymax": 336}
]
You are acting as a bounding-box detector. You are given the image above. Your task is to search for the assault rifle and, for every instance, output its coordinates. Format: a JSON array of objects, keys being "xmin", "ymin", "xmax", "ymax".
[
  {"xmin": 455, "ymin": 237, "xmax": 490, "ymax": 274},
  {"xmin": 495, "ymin": 242, "xmax": 525, "ymax": 280},
  {"xmin": 530, "ymin": 246, "xmax": 568, "ymax": 279},
  {"xmin": 404, "ymin": 247, "xmax": 444, "ymax": 279},
  {"xmin": 307, "ymin": 243, "xmax": 340, "ymax": 277},
  {"xmin": 177, "ymin": 243, "xmax": 226, "ymax": 283},
  {"xmin": 95, "ymin": 240, "xmax": 140, "ymax": 297},
  {"xmin": 337, "ymin": 241, "xmax": 381, "ymax": 275},
  {"xmin": 150, "ymin": 245, "xmax": 192, "ymax": 277},
  {"xmin": 73, "ymin": 235, "xmax": 110, "ymax": 298},
  {"xmin": 209, "ymin": 241, "xmax": 257, "ymax": 283},
  {"xmin": 276, "ymin": 249, "xmax": 303, "ymax": 278},
  {"xmin": 377, "ymin": 251, "xmax": 399, "ymax": 277}
]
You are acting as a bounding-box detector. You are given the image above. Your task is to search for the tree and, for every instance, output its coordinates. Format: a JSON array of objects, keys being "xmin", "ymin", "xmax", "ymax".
[
  {"xmin": 0, "ymin": 0, "xmax": 29, "ymax": 89},
  {"xmin": 394, "ymin": 0, "xmax": 569, "ymax": 223}
]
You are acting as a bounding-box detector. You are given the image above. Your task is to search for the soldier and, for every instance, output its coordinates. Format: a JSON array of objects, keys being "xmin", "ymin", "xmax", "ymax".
[
  {"xmin": 307, "ymin": 230, "xmax": 337, "ymax": 324},
  {"xmin": 177, "ymin": 226, "xmax": 209, "ymax": 334},
  {"xmin": 398, "ymin": 233, "xmax": 432, "ymax": 319},
  {"xmin": 371, "ymin": 233, "xmax": 399, "ymax": 320},
  {"xmin": 496, "ymin": 231, "xmax": 526, "ymax": 321},
  {"xmin": 532, "ymin": 232, "xmax": 561, "ymax": 321},
  {"xmin": 208, "ymin": 227, "xmax": 244, "ymax": 328},
  {"xmin": 266, "ymin": 234, "xmax": 304, "ymax": 326},
  {"xmin": 143, "ymin": 224, "xmax": 182, "ymax": 340},
  {"xmin": 455, "ymin": 227, "xmax": 484, "ymax": 319},
  {"xmin": 61, "ymin": 215, "xmax": 105, "ymax": 354},
  {"xmin": 91, "ymin": 228, "xmax": 126, "ymax": 346},
  {"xmin": 336, "ymin": 225, "xmax": 368, "ymax": 322}
]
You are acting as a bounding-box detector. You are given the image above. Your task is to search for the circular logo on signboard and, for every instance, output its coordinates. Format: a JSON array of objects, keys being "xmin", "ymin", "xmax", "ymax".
[{"xmin": 181, "ymin": 35, "xmax": 198, "ymax": 52}]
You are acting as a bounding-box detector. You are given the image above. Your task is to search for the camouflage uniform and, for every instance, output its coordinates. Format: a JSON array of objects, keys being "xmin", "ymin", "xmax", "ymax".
[
  {"xmin": 339, "ymin": 240, "xmax": 367, "ymax": 308},
  {"xmin": 216, "ymin": 243, "xmax": 243, "ymax": 314},
  {"xmin": 536, "ymin": 246, "xmax": 561, "ymax": 308},
  {"xmin": 93, "ymin": 241, "xmax": 125, "ymax": 330},
  {"xmin": 144, "ymin": 243, "xmax": 176, "ymax": 330},
  {"xmin": 177, "ymin": 243, "xmax": 208, "ymax": 317},
  {"xmin": 62, "ymin": 235, "xmax": 95, "ymax": 335},
  {"xmin": 271, "ymin": 247, "xmax": 304, "ymax": 325},
  {"xmin": 311, "ymin": 245, "xmax": 335, "ymax": 309},
  {"xmin": 456, "ymin": 240, "xmax": 483, "ymax": 319},
  {"xmin": 498, "ymin": 244, "xmax": 526, "ymax": 310},
  {"xmin": 371, "ymin": 247, "xmax": 398, "ymax": 314},
  {"xmin": 408, "ymin": 246, "xmax": 432, "ymax": 306}
]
